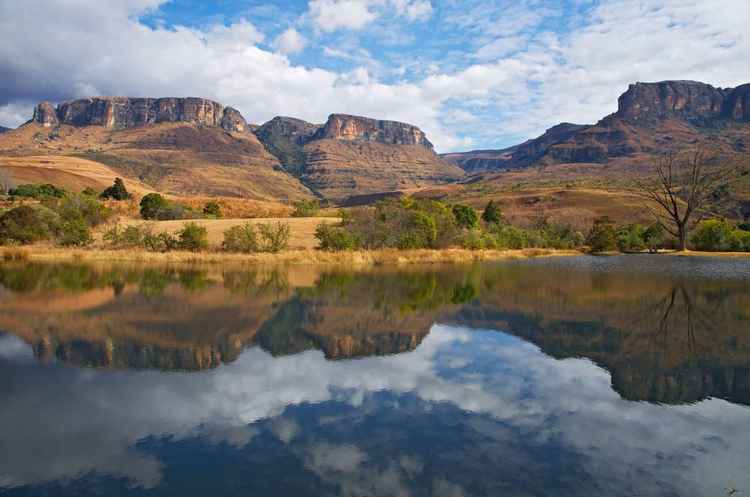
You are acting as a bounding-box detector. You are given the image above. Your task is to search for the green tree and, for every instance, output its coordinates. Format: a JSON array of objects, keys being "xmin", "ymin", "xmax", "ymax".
[
  {"xmin": 140, "ymin": 193, "xmax": 168, "ymax": 220},
  {"xmin": 452, "ymin": 204, "xmax": 479, "ymax": 229},
  {"xmin": 100, "ymin": 178, "xmax": 131, "ymax": 200},
  {"xmin": 586, "ymin": 217, "xmax": 617, "ymax": 253},
  {"xmin": 223, "ymin": 223, "xmax": 258, "ymax": 253},
  {"xmin": 291, "ymin": 199, "xmax": 321, "ymax": 217},
  {"xmin": 481, "ymin": 200, "xmax": 502, "ymax": 225}
]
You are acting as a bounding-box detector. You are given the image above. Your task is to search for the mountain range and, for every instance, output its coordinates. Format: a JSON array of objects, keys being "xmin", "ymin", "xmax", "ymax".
[{"xmin": 0, "ymin": 79, "xmax": 748, "ymax": 218}]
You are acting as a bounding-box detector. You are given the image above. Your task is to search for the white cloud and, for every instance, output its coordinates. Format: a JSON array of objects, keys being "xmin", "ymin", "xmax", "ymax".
[
  {"xmin": 274, "ymin": 27, "xmax": 306, "ymax": 54},
  {"xmin": 309, "ymin": 0, "xmax": 378, "ymax": 32}
]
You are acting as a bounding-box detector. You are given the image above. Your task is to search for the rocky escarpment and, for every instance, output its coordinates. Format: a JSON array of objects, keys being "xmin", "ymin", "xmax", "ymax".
[
  {"xmin": 254, "ymin": 113, "xmax": 460, "ymax": 199},
  {"xmin": 445, "ymin": 80, "xmax": 750, "ymax": 172},
  {"xmin": 313, "ymin": 114, "xmax": 434, "ymax": 148},
  {"xmin": 254, "ymin": 116, "xmax": 322, "ymax": 174},
  {"xmin": 31, "ymin": 97, "xmax": 249, "ymax": 132}
]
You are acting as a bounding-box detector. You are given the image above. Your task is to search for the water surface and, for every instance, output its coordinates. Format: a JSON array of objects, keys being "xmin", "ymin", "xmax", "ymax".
[{"xmin": 1, "ymin": 256, "xmax": 749, "ymax": 496}]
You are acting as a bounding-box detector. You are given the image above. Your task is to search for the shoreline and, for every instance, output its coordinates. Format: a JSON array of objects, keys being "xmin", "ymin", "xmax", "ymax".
[{"xmin": 2, "ymin": 247, "xmax": 584, "ymax": 266}]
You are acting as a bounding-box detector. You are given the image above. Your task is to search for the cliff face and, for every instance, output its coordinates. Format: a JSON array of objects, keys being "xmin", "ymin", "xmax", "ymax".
[
  {"xmin": 614, "ymin": 80, "xmax": 728, "ymax": 124},
  {"xmin": 313, "ymin": 114, "xmax": 434, "ymax": 148},
  {"xmin": 254, "ymin": 113, "xmax": 459, "ymax": 199},
  {"xmin": 32, "ymin": 97, "xmax": 249, "ymax": 132}
]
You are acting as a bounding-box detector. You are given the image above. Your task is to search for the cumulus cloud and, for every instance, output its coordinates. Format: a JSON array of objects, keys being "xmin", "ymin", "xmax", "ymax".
[
  {"xmin": 274, "ymin": 27, "xmax": 306, "ymax": 54},
  {"xmin": 307, "ymin": 0, "xmax": 433, "ymax": 32}
]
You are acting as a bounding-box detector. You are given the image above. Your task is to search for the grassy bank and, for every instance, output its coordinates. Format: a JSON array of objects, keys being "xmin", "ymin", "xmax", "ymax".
[{"xmin": 2, "ymin": 246, "xmax": 583, "ymax": 266}]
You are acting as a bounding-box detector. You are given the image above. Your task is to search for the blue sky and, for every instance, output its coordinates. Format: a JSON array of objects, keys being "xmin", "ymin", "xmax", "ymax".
[{"xmin": 1, "ymin": 0, "xmax": 749, "ymax": 151}]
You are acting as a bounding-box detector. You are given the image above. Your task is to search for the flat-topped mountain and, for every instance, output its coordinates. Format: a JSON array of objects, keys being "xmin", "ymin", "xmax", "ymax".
[
  {"xmin": 254, "ymin": 113, "xmax": 462, "ymax": 199},
  {"xmin": 444, "ymin": 80, "xmax": 750, "ymax": 172},
  {"xmin": 312, "ymin": 113, "xmax": 433, "ymax": 148},
  {"xmin": 32, "ymin": 97, "xmax": 249, "ymax": 132}
]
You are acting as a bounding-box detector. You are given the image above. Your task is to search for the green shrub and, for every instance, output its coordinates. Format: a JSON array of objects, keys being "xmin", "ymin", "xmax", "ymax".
[
  {"xmin": 223, "ymin": 223, "xmax": 258, "ymax": 253},
  {"xmin": 140, "ymin": 193, "xmax": 168, "ymax": 220},
  {"xmin": 691, "ymin": 219, "xmax": 747, "ymax": 252},
  {"xmin": 460, "ymin": 229, "xmax": 496, "ymax": 250},
  {"xmin": 100, "ymin": 178, "xmax": 131, "ymax": 200},
  {"xmin": 616, "ymin": 224, "xmax": 647, "ymax": 253},
  {"xmin": 57, "ymin": 217, "xmax": 91, "ymax": 247},
  {"xmin": 177, "ymin": 222, "xmax": 208, "ymax": 251},
  {"xmin": 46, "ymin": 194, "xmax": 111, "ymax": 227},
  {"xmin": 81, "ymin": 187, "xmax": 99, "ymax": 197},
  {"xmin": 8, "ymin": 183, "xmax": 66, "ymax": 199},
  {"xmin": 203, "ymin": 201, "xmax": 222, "ymax": 218},
  {"xmin": 0, "ymin": 205, "xmax": 61, "ymax": 245},
  {"xmin": 143, "ymin": 231, "xmax": 179, "ymax": 252},
  {"xmin": 315, "ymin": 222, "xmax": 359, "ymax": 251},
  {"xmin": 481, "ymin": 200, "xmax": 502, "ymax": 225},
  {"xmin": 257, "ymin": 222, "xmax": 290, "ymax": 253},
  {"xmin": 643, "ymin": 223, "xmax": 665, "ymax": 253},
  {"xmin": 586, "ymin": 217, "xmax": 617, "ymax": 253},
  {"xmin": 452, "ymin": 204, "xmax": 479, "ymax": 229},
  {"xmin": 103, "ymin": 223, "xmax": 151, "ymax": 248},
  {"xmin": 292, "ymin": 199, "xmax": 321, "ymax": 217}
]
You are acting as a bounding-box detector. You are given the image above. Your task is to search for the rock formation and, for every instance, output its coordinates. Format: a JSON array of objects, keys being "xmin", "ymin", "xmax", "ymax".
[
  {"xmin": 32, "ymin": 97, "xmax": 248, "ymax": 132},
  {"xmin": 253, "ymin": 113, "xmax": 460, "ymax": 199},
  {"xmin": 444, "ymin": 79, "xmax": 750, "ymax": 172},
  {"xmin": 312, "ymin": 114, "xmax": 434, "ymax": 148}
]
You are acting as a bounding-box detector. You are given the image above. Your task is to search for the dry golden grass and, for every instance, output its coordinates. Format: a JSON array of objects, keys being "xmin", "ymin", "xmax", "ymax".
[
  {"xmin": 13, "ymin": 246, "xmax": 583, "ymax": 266},
  {"xmin": 0, "ymin": 155, "xmax": 154, "ymax": 194}
]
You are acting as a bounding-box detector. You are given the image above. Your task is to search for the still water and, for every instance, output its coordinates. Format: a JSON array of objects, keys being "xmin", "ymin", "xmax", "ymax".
[{"xmin": 1, "ymin": 256, "xmax": 749, "ymax": 496}]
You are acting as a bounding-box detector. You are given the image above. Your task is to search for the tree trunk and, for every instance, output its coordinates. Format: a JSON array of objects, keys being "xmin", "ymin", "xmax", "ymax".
[{"xmin": 678, "ymin": 225, "xmax": 688, "ymax": 251}]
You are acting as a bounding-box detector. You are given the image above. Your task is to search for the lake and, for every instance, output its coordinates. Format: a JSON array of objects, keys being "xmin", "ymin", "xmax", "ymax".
[{"xmin": 1, "ymin": 255, "xmax": 749, "ymax": 497}]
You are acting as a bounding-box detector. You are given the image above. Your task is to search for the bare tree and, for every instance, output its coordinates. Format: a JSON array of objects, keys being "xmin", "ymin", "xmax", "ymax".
[{"xmin": 634, "ymin": 150, "xmax": 738, "ymax": 251}]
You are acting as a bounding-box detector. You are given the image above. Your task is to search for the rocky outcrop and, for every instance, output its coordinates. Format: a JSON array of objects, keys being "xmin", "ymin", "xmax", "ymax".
[
  {"xmin": 313, "ymin": 114, "xmax": 434, "ymax": 149},
  {"xmin": 614, "ymin": 80, "xmax": 727, "ymax": 124},
  {"xmin": 723, "ymin": 84, "xmax": 750, "ymax": 121},
  {"xmin": 254, "ymin": 116, "xmax": 322, "ymax": 174},
  {"xmin": 32, "ymin": 101, "xmax": 59, "ymax": 127},
  {"xmin": 32, "ymin": 97, "xmax": 249, "ymax": 132}
]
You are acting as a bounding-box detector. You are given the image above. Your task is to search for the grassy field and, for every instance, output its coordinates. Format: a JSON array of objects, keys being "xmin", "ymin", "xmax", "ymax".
[
  {"xmin": 3, "ymin": 246, "xmax": 583, "ymax": 266},
  {"xmin": 115, "ymin": 217, "xmax": 340, "ymax": 250}
]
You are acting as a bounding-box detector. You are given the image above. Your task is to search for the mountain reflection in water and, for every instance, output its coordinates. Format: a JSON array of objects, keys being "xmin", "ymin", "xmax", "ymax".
[{"xmin": 0, "ymin": 256, "xmax": 749, "ymax": 497}]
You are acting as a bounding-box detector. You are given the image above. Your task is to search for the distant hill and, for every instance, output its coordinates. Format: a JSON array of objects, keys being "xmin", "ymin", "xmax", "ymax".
[
  {"xmin": 0, "ymin": 125, "xmax": 10, "ymax": 133},
  {"xmin": 443, "ymin": 80, "xmax": 750, "ymax": 172}
]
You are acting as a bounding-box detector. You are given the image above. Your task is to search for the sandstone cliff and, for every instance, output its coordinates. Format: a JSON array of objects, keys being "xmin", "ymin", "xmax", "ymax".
[
  {"xmin": 313, "ymin": 114, "xmax": 434, "ymax": 148},
  {"xmin": 255, "ymin": 113, "xmax": 461, "ymax": 199},
  {"xmin": 32, "ymin": 97, "xmax": 249, "ymax": 132}
]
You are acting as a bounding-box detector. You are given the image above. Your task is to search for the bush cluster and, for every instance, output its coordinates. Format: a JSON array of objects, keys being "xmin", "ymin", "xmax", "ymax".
[
  {"xmin": 291, "ymin": 199, "xmax": 321, "ymax": 217},
  {"xmin": 691, "ymin": 219, "xmax": 750, "ymax": 252},
  {"xmin": 139, "ymin": 193, "xmax": 204, "ymax": 221},
  {"xmin": 104, "ymin": 222, "xmax": 208, "ymax": 252},
  {"xmin": 8, "ymin": 183, "xmax": 66, "ymax": 199},
  {"xmin": 0, "ymin": 191, "xmax": 112, "ymax": 247},
  {"xmin": 99, "ymin": 178, "xmax": 132, "ymax": 201},
  {"xmin": 314, "ymin": 198, "xmax": 584, "ymax": 252},
  {"xmin": 223, "ymin": 222, "xmax": 290, "ymax": 253}
]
